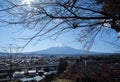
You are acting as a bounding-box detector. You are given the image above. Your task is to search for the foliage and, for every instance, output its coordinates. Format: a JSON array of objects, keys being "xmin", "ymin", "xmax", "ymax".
[
  {"xmin": 52, "ymin": 78, "xmax": 73, "ymax": 82},
  {"xmin": 95, "ymin": 0, "xmax": 120, "ymax": 32},
  {"xmin": 58, "ymin": 58, "xmax": 120, "ymax": 82},
  {"xmin": 57, "ymin": 58, "xmax": 68, "ymax": 74}
]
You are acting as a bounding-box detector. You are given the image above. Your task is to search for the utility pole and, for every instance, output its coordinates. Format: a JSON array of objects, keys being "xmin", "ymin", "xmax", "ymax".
[
  {"xmin": 9, "ymin": 44, "xmax": 12, "ymax": 81},
  {"xmin": 84, "ymin": 57, "xmax": 88, "ymax": 82},
  {"xmin": 2, "ymin": 44, "xmax": 20, "ymax": 82}
]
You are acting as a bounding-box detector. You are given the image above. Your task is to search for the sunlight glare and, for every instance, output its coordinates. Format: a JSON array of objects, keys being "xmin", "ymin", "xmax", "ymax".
[{"xmin": 22, "ymin": 0, "xmax": 36, "ymax": 6}]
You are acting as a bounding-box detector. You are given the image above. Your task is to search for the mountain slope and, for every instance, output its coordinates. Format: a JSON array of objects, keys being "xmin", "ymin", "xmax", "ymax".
[{"xmin": 30, "ymin": 46, "xmax": 91, "ymax": 55}]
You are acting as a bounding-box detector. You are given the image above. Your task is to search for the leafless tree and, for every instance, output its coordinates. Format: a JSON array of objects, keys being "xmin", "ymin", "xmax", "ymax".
[{"xmin": 0, "ymin": 0, "xmax": 119, "ymax": 51}]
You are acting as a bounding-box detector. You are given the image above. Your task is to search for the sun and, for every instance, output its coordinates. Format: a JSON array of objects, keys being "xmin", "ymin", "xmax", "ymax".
[{"xmin": 22, "ymin": 0, "xmax": 36, "ymax": 6}]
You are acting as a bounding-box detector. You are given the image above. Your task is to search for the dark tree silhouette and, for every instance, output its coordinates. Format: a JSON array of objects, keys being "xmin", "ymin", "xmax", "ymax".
[
  {"xmin": 57, "ymin": 58, "xmax": 68, "ymax": 74},
  {"xmin": 95, "ymin": 0, "xmax": 120, "ymax": 32},
  {"xmin": 0, "ymin": 0, "xmax": 119, "ymax": 50}
]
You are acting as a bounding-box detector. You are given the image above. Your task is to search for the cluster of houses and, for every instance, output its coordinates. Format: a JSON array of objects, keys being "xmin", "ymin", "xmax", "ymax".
[
  {"xmin": 0, "ymin": 55, "xmax": 119, "ymax": 82},
  {"xmin": 0, "ymin": 56, "xmax": 58, "ymax": 82},
  {"xmin": 13, "ymin": 67, "xmax": 57, "ymax": 82},
  {"xmin": 0, "ymin": 65, "xmax": 57, "ymax": 82}
]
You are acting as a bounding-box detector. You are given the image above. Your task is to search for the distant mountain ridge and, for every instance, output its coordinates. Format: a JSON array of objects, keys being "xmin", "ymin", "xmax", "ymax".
[
  {"xmin": 0, "ymin": 44, "xmax": 119, "ymax": 56},
  {"xmin": 27, "ymin": 45, "xmax": 96, "ymax": 56}
]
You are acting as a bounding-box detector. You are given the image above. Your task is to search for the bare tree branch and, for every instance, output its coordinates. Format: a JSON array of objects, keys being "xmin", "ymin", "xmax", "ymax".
[{"xmin": 0, "ymin": 0, "xmax": 119, "ymax": 51}]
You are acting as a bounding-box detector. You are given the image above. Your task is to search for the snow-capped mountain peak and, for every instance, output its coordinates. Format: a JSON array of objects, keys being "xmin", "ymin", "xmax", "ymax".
[
  {"xmin": 29, "ymin": 44, "xmax": 93, "ymax": 56},
  {"xmin": 54, "ymin": 43, "xmax": 67, "ymax": 47}
]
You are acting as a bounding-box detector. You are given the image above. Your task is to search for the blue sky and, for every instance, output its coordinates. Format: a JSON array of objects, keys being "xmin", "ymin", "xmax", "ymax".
[
  {"xmin": 0, "ymin": 25, "xmax": 119, "ymax": 53},
  {"xmin": 0, "ymin": 0, "xmax": 119, "ymax": 53}
]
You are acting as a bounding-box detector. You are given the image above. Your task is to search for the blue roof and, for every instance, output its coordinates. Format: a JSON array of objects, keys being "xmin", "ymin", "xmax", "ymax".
[
  {"xmin": 20, "ymin": 78, "xmax": 34, "ymax": 82},
  {"xmin": 34, "ymin": 76, "xmax": 43, "ymax": 81}
]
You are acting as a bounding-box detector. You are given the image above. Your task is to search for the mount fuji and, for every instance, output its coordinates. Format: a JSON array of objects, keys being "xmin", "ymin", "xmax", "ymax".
[{"xmin": 28, "ymin": 43, "xmax": 95, "ymax": 56}]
